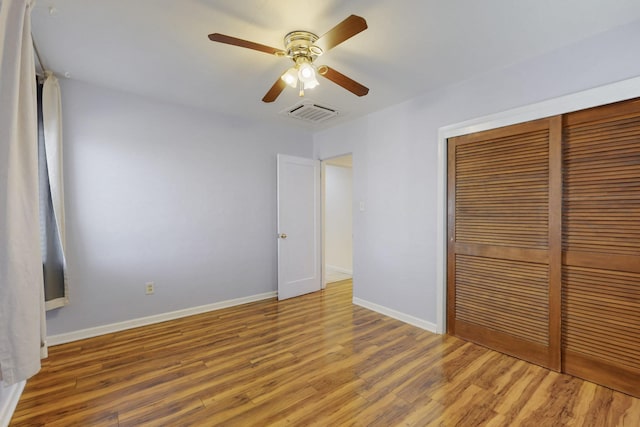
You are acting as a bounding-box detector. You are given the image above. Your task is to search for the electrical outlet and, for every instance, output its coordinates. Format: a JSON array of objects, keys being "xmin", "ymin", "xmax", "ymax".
[{"xmin": 145, "ymin": 282, "xmax": 154, "ymax": 295}]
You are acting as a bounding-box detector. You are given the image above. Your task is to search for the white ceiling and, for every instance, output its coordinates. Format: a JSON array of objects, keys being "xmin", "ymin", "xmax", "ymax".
[{"xmin": 31, "ymin": 0, "xmax": 640, "ymax": 131}]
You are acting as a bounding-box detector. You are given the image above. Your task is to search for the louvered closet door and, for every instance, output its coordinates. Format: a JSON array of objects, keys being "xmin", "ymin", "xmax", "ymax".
[
  {"xmin": 448, "ymin": 117, "xmax": 562, "ymax": 370},
  {"xmin": 563, "ymin": 99, "xmax": 640, "ymax": 397}
]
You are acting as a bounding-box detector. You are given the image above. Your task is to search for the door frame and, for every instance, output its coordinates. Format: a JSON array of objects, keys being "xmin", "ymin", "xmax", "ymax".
[{"xmin": 436, "ymin": 75, "xmax": 640, "ymax": 334}]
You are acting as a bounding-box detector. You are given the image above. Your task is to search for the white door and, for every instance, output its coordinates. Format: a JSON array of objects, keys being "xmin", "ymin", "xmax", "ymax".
[{"xmin": 277, "ymin": 154, "xmax": 321, "ymax": 300}]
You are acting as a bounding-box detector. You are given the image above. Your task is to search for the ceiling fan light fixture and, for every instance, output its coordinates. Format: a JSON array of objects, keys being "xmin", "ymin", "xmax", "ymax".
[
  {"xmin": 281, "ymin": 67, "xmax": 298, "ymax": 88},
  {"xmin": 303, "ymin": 78, "xmax": 319, "ymax": 90},
  {"xmin": 297, "ymin": 62, "xmax": 316, "ymax": 82}
]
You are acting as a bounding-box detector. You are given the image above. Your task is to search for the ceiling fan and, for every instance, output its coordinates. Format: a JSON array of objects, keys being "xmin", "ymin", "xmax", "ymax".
[{"xmin": 208, "ymin": 15, "xmax": 369, "ymax": 103}]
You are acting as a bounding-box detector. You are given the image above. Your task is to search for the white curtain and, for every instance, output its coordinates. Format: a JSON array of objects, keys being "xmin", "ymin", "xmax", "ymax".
[
  {"xmin": 42, "ymin": 71, "xmax": 68, "ymax": 310},
  {"xmin": 0, "ymin": 0, "xmax": 47, "ymax": 385}
]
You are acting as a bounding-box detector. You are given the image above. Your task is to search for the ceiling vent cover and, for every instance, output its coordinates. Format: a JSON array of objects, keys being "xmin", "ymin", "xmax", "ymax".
[{"xmin": 281, "ymin": 101, "xmax": 339, "ymax": 124}]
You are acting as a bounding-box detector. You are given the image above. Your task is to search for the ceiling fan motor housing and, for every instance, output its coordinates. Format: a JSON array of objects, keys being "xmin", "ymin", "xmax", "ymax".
[{"xmin": 284, "ymin": 31, "xmax": 322, "ymax": 63}]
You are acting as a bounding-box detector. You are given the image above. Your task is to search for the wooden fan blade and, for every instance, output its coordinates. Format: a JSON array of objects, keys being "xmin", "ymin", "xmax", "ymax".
[
  {"xmin": 316, "ymin": 15, "xmax": 367, "ymax": 52},
  {"xmin": 318, "ymin": 66, "xmax": 369, "ymax": 97},
  {"xmin": 208, "ymin": 33, "xmax": 286, "ymax": 56},
  {"xmin": 262, "ymin": 78, "xmax": 287, "ymax": 103}
]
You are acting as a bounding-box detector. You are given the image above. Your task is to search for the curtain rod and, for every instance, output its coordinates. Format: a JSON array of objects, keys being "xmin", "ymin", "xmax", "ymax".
[{"xmin": 32, "ymin": 33, "xmax": 46, "ymax": 79}]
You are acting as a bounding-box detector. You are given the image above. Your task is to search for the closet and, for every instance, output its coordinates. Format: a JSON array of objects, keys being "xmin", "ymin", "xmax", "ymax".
[{"xmin": 447, "ymin": 98, "xmax": 640, "ymax": 397}]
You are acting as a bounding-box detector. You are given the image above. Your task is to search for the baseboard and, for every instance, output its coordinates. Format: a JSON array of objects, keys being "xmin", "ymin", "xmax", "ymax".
[
  {"xmin": 47, "ymin": 291, "xmax": 277, "ymax": 346},
  {"xmin": 353, "ymin": 297, "xmax": 438, "ymax": 333},
  {"xmin": 0, "ymin": 380, "xmax": 25, "ymax": 427},
  {"xmin": 326, "ymin": 265, "xmax": 353, "ymax": 275}
]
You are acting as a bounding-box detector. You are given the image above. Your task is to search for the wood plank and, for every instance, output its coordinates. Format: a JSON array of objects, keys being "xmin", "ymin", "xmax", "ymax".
[
  {"xmin": 563, "ymin": 350, "xmax": 640, "ymax": 398},
  {"xmin": 454, "ymin": 319, "xmax": 552, "ymax": 368},
  {"xmin": 447, "ymin": 138, "xmax": 458, "ymax": 334},
  {"xmin": 548, "ymin": 115, "xmax": 563, "ymax": 372},
  {"xmin": 452, "ymin": 117, "xmax": 550, "ymax": 143},
  {"xmin": 455, "ymin": 242, "xmax": 548, "ymax": 263},
  {"xmin": 564, "ymin": 97, "xmax": 640, "ymax": 126}
]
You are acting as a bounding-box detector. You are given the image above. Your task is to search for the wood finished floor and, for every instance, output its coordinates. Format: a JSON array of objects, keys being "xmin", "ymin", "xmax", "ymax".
[{"xmin": 12, "ymin": 280, "xmax": 640, "ymax": 426}]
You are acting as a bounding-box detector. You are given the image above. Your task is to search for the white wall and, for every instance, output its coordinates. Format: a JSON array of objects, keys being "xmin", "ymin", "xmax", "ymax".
[
  {"xmin": 325, "ymin": 165, "xmax": 352, "ymax": 274},
  {"xmin": 46, "ymin": 79, "xmax": 313, "ymax": 336},
  {"xmin": 314, "ymin": 19, "xmax": 640, "ymax": 327}
]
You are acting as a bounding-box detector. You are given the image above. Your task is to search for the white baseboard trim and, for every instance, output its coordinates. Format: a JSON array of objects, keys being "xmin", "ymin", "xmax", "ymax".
[
  {"xmin": 0, "ymin": 380, "xmax": 25, "ymax": 427},
  {"xmin": 353, "ymin": 297, "xmax": 438, "ymax": 333},
  {"xmin": 326, "ymin": 265, "xmax": 353, "ymax": 275},
  {"xmin": 47, "ymin": 291, "xmax": 277, "ymax": 346}
]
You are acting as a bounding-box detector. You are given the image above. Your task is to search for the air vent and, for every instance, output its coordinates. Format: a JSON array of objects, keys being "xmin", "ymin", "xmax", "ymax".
[{"xmin": 281, "ymin": 101, "xmax": 339, "ymax": 124}]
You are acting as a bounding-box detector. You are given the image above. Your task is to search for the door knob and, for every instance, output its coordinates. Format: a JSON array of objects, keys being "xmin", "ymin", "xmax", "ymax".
[{"xmin": 279, "ymin": 233, "xmax": 287, "ymax": 239}]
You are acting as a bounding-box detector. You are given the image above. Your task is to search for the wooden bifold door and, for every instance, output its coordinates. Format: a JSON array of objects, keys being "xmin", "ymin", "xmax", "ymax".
[{"xmin": 447, "ymin": 98, "xmax": 640, "ymax": 398}]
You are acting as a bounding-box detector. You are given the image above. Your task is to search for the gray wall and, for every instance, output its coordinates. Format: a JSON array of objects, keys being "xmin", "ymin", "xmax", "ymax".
[
  {"xmin": 46, "ymin": 79, "xmax": 313, "ymax": 335},
  {"xmin": 314, "ymin": 19, "xmax": 640, "ymax": 326}
]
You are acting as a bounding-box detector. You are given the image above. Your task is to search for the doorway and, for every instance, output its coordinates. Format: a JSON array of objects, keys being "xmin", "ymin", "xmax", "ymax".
[{"xmin": 322, "ymin": 155, "xmax": 353, "ymax": 288}]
